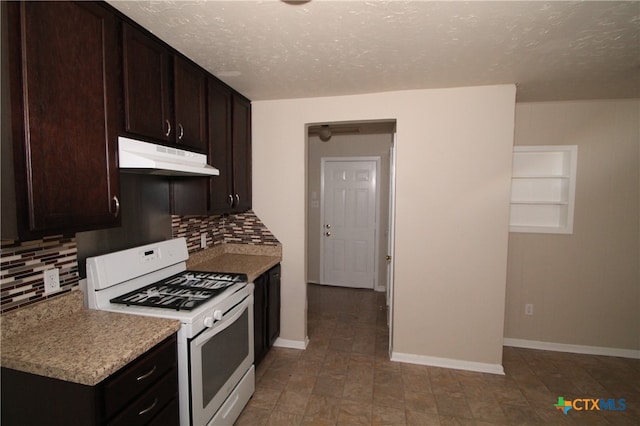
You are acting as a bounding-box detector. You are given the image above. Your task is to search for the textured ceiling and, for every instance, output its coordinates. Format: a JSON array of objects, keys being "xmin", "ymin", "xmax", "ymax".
[{"xmin": 107, "ymin": 1, "xmax": 640, "ymax": 102}]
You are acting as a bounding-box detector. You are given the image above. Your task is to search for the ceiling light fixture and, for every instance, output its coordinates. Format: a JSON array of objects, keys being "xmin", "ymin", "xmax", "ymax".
[{"xmin": 318, "ymin": 125, "xmax": 332, "ymax": 142}]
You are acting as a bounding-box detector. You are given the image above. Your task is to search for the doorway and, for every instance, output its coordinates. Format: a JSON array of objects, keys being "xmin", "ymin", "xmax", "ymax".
[
  {"xmin": 306, "ymin": 119, "xmax": 397, "ymax": 353},
  {"xmin": 306, "ymin": 121, "xmax": 394, "ymax": 291},
  {"xmin": 320, "ymin": 157, "xmax": 380, "ymax": 289}
]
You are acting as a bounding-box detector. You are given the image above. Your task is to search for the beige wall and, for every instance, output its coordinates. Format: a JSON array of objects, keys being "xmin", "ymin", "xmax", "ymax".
[
  {"xmin": 252, "ymin": 85, "xmax": 516, "ymax": 368},
  {"xmin": 506, "ymin": 99, "xmax": 640, "ymax": 351},
  {"xmin": 307, "ymin": 132, "xmax": 393, "ymax": 287}
]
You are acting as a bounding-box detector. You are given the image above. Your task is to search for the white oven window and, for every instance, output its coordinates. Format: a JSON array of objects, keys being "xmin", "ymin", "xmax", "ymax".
[{"xmin": 201, "ymin": 309, "xmax": 249, "ymax": 407}]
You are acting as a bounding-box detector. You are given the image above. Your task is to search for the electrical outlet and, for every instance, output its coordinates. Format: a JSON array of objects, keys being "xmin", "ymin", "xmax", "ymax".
[
  {"xmin": 525, "ymin": 303, "xmax": 534, "ymax": 316},
  {"xmin": 44, "ymin": 268, "xmax": 60, "ymax": 295},
  {"xmin": 200, "ymin": 233, "xmax": 207, "ymax": 249}
]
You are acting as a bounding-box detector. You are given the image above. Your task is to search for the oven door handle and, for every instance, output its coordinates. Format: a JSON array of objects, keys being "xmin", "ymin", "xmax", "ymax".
[{"xmin": 192, "ymin": 297, "xmax": 249, "ymax": 347}]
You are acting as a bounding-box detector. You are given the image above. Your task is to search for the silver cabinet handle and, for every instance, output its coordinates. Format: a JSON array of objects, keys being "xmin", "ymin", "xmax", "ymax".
[
  {"xmin": 112, "ymin": 196, "xmax": 120, "ymax": 217},
  {"xmin": 138, "ymin": 398, "xmax": 158, "ymax": 416},
  {"xmin": 235, "ymin": 194, "xmax": 240, "ymax": 206},
  {"xmin": 177, "ymin": 123, "xmax": 184, "ymax": 140},
  {"xmin": 164, "ymin": 119, "xmax": 172, "ymax": 137},
  {"xmin": 325, "ymin": 224, "xmax": 331, "ymax": 229},
  {"xmin": 228, "ymin": 194, "xmax": 234, "ymax": 207},
  {"xmin": 136, "ymin": 365, "xmax": 157, "ymax": 381},
  {"xmin": 325, "ymin": 231, "xmax": 331, "ymax": 237}
]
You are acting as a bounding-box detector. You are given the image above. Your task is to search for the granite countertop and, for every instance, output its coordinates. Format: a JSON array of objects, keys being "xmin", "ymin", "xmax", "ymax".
[
  {"xmin": 0, "ymin": 290, "xmax": 181, "ymax": 386},
  {"xmin": 187, "ymin": 243, "xmax": 282, "ymax": 282}
]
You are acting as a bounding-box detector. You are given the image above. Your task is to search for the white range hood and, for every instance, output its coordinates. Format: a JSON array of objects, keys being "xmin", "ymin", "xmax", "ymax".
[{"xmin": 118, "ymin": 136, "xmax": 219, "ymax": 177}]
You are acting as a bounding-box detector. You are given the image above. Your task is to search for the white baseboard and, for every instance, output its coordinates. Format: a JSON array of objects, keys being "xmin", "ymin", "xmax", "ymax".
[
  {"xmin": 391, "ymin": 351, "xmax": 505, "ymax": 375},
  {"xmin": 503, "ymin": 338, "xmax": 640, "ymax": 359},
  {"xmin": 374, "ymin": 285, "xmax": 386, "ymax": 292},
  {"xmin": 273, "ymin": 336, "xmax": 309, "ymax": 350}
]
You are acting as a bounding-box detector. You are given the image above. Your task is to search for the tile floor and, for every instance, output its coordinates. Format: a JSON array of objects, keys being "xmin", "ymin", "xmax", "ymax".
[{"xmin": 235, "ymin": 284, "xmax": 640, "ymax": 425}]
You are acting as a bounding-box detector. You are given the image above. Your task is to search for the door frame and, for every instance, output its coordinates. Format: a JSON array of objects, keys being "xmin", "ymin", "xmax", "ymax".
[
  {"xmin": 387, "ymin": 135, "xmax": 397, "ymax": 357},
  {"xmin": 319, "ymin": 156, "xmax": 381, "ymax": 289}
]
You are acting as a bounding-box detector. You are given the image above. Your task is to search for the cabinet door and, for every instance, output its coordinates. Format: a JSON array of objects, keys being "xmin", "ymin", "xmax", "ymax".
[
  {"xmin": 174, "ymin": 57, "xmax": 207, "ymax": 152},
  {"xmin": 122, "ymin": 23, "xmax": 172, "ymax": 143},
  {"xmin": 168, "ymin": 61, "xmax": 208, "ymax": 216},
  {"xmin": 231, "ymin": 95, "xmax": 252, "ymax": 212},
  {"xmin": 1, "ymin": 367, "xmax": 100, "ymax": 426},
  {"xmin": 9, "ymin": 1, "xmax": 121, "ymax": 236},
  {"xmin": 208, "ymin": 79, "xmax": 233, "ymax": 213},
  {"xmin": 267, "ymin": 265, "xmax": 281, "ymax": 346},
  {"xmin": 253, "ymin": 273, "xmax": 268, "ymax": 366}
]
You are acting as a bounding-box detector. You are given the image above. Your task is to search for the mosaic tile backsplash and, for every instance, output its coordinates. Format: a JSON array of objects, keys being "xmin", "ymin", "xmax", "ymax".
[
  {"xmin": 1, "ymin": 210, "xmax": 279, "ymax": 313},
  {"xmin": 172, "ymin": 210, "xmax": 280, "ymax": 253},
  {"xmin": 0, "ymin": 236, "xmax": 78, "ymax": 314}
]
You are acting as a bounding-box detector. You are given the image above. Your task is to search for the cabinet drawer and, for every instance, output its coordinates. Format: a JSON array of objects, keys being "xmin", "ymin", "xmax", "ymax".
[
  {"xmin": 104, "ymin": 335, "xmax": 177, "ymax": 418},
  {"xmin": 108, "ymin": 369, "xmax": 178, "ymax": 426},
  {"xmin": 148, "ymin": 397, "xmax": 179, "ymax": 426}
]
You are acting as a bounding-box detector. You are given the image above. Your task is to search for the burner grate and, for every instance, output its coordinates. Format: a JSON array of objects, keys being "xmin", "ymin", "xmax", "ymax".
[{"xmin": 110, "ymin": 271, "xmax": 247, "ymax": 311}]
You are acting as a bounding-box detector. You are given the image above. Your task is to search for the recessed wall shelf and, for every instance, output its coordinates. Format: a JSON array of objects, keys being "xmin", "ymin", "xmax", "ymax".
[{"xmin": 510, "ymin": 145, "xmax": 578, "ymax": 234}]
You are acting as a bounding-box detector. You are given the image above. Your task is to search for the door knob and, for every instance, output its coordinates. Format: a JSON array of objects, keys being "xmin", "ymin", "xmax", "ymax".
[{"xmin": 325, "ymin": 231, "xmax": 331, "ymax": 237}]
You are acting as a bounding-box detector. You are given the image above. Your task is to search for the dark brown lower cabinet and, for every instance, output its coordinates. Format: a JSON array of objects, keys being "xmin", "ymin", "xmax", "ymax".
[
  {"xmin": 1, "ymin": 334, "xmax": 178, "ymax": 426},
  {"xmin": 254, "ymin": 264, "xmax": 281, "ymax": 366},
  {"xmin": 267, "ymin": 265, "xmax": 281, "ymax": 347}
]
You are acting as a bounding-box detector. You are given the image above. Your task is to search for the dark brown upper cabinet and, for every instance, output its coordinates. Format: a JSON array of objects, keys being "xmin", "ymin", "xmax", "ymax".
[
  {"xmin": 2, "ymin": 1, "xmax": 121, "ymax": 240},
  {"xmin": 173, "ymin": 58, "xmax": 207, "ymax": 152},
  {"xmin": 208, "ymin": 79, "xmax": 233, "ymax": 213},
  {"xmin": 231, "ymin": 95, "xmax": 252, "ymax": 212},
  {"xmin": 122, "ymin": 23, "xmax": 207, "ymax": 153},
  {"xmin": 208, "ymin": 79, "xmax": 252, "ymax": 214}
]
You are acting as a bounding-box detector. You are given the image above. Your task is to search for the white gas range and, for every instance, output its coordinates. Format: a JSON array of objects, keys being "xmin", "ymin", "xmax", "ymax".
[{"xmin": 82, "ymin": 237, "xmax": 254, "ymax": 426}]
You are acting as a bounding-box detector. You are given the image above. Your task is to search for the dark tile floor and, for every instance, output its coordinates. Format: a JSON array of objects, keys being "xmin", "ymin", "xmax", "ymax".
[{"xmin": 235, "ymin": 284, "xmax": 640, "ymax": 425}]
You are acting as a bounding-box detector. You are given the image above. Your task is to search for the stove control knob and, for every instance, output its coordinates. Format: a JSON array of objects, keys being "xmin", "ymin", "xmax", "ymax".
[
  {"xmin": 213, "ymin": 310, "xmax": 223, "ymax": 321},
  {"xmin": 203, "ymin": 316, "xmax": 214, "ymax": 328}
]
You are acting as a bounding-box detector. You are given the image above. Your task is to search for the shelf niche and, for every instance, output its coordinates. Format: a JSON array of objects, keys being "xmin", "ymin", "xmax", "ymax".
[{"xmin": 509, "ymin": 145, "xmax": 577, "ymax": 234}]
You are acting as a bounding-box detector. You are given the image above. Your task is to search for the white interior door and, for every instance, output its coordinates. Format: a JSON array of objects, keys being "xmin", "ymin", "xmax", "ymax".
[{"xmin": 321, "ymin": 159, "xmax": 378, "ymax": 289}]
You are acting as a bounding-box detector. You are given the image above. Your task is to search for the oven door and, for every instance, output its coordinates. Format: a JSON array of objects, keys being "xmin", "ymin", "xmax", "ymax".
[{"xmin": 189, "ymin": 292, "xmax": 254, "ymax": 426}]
